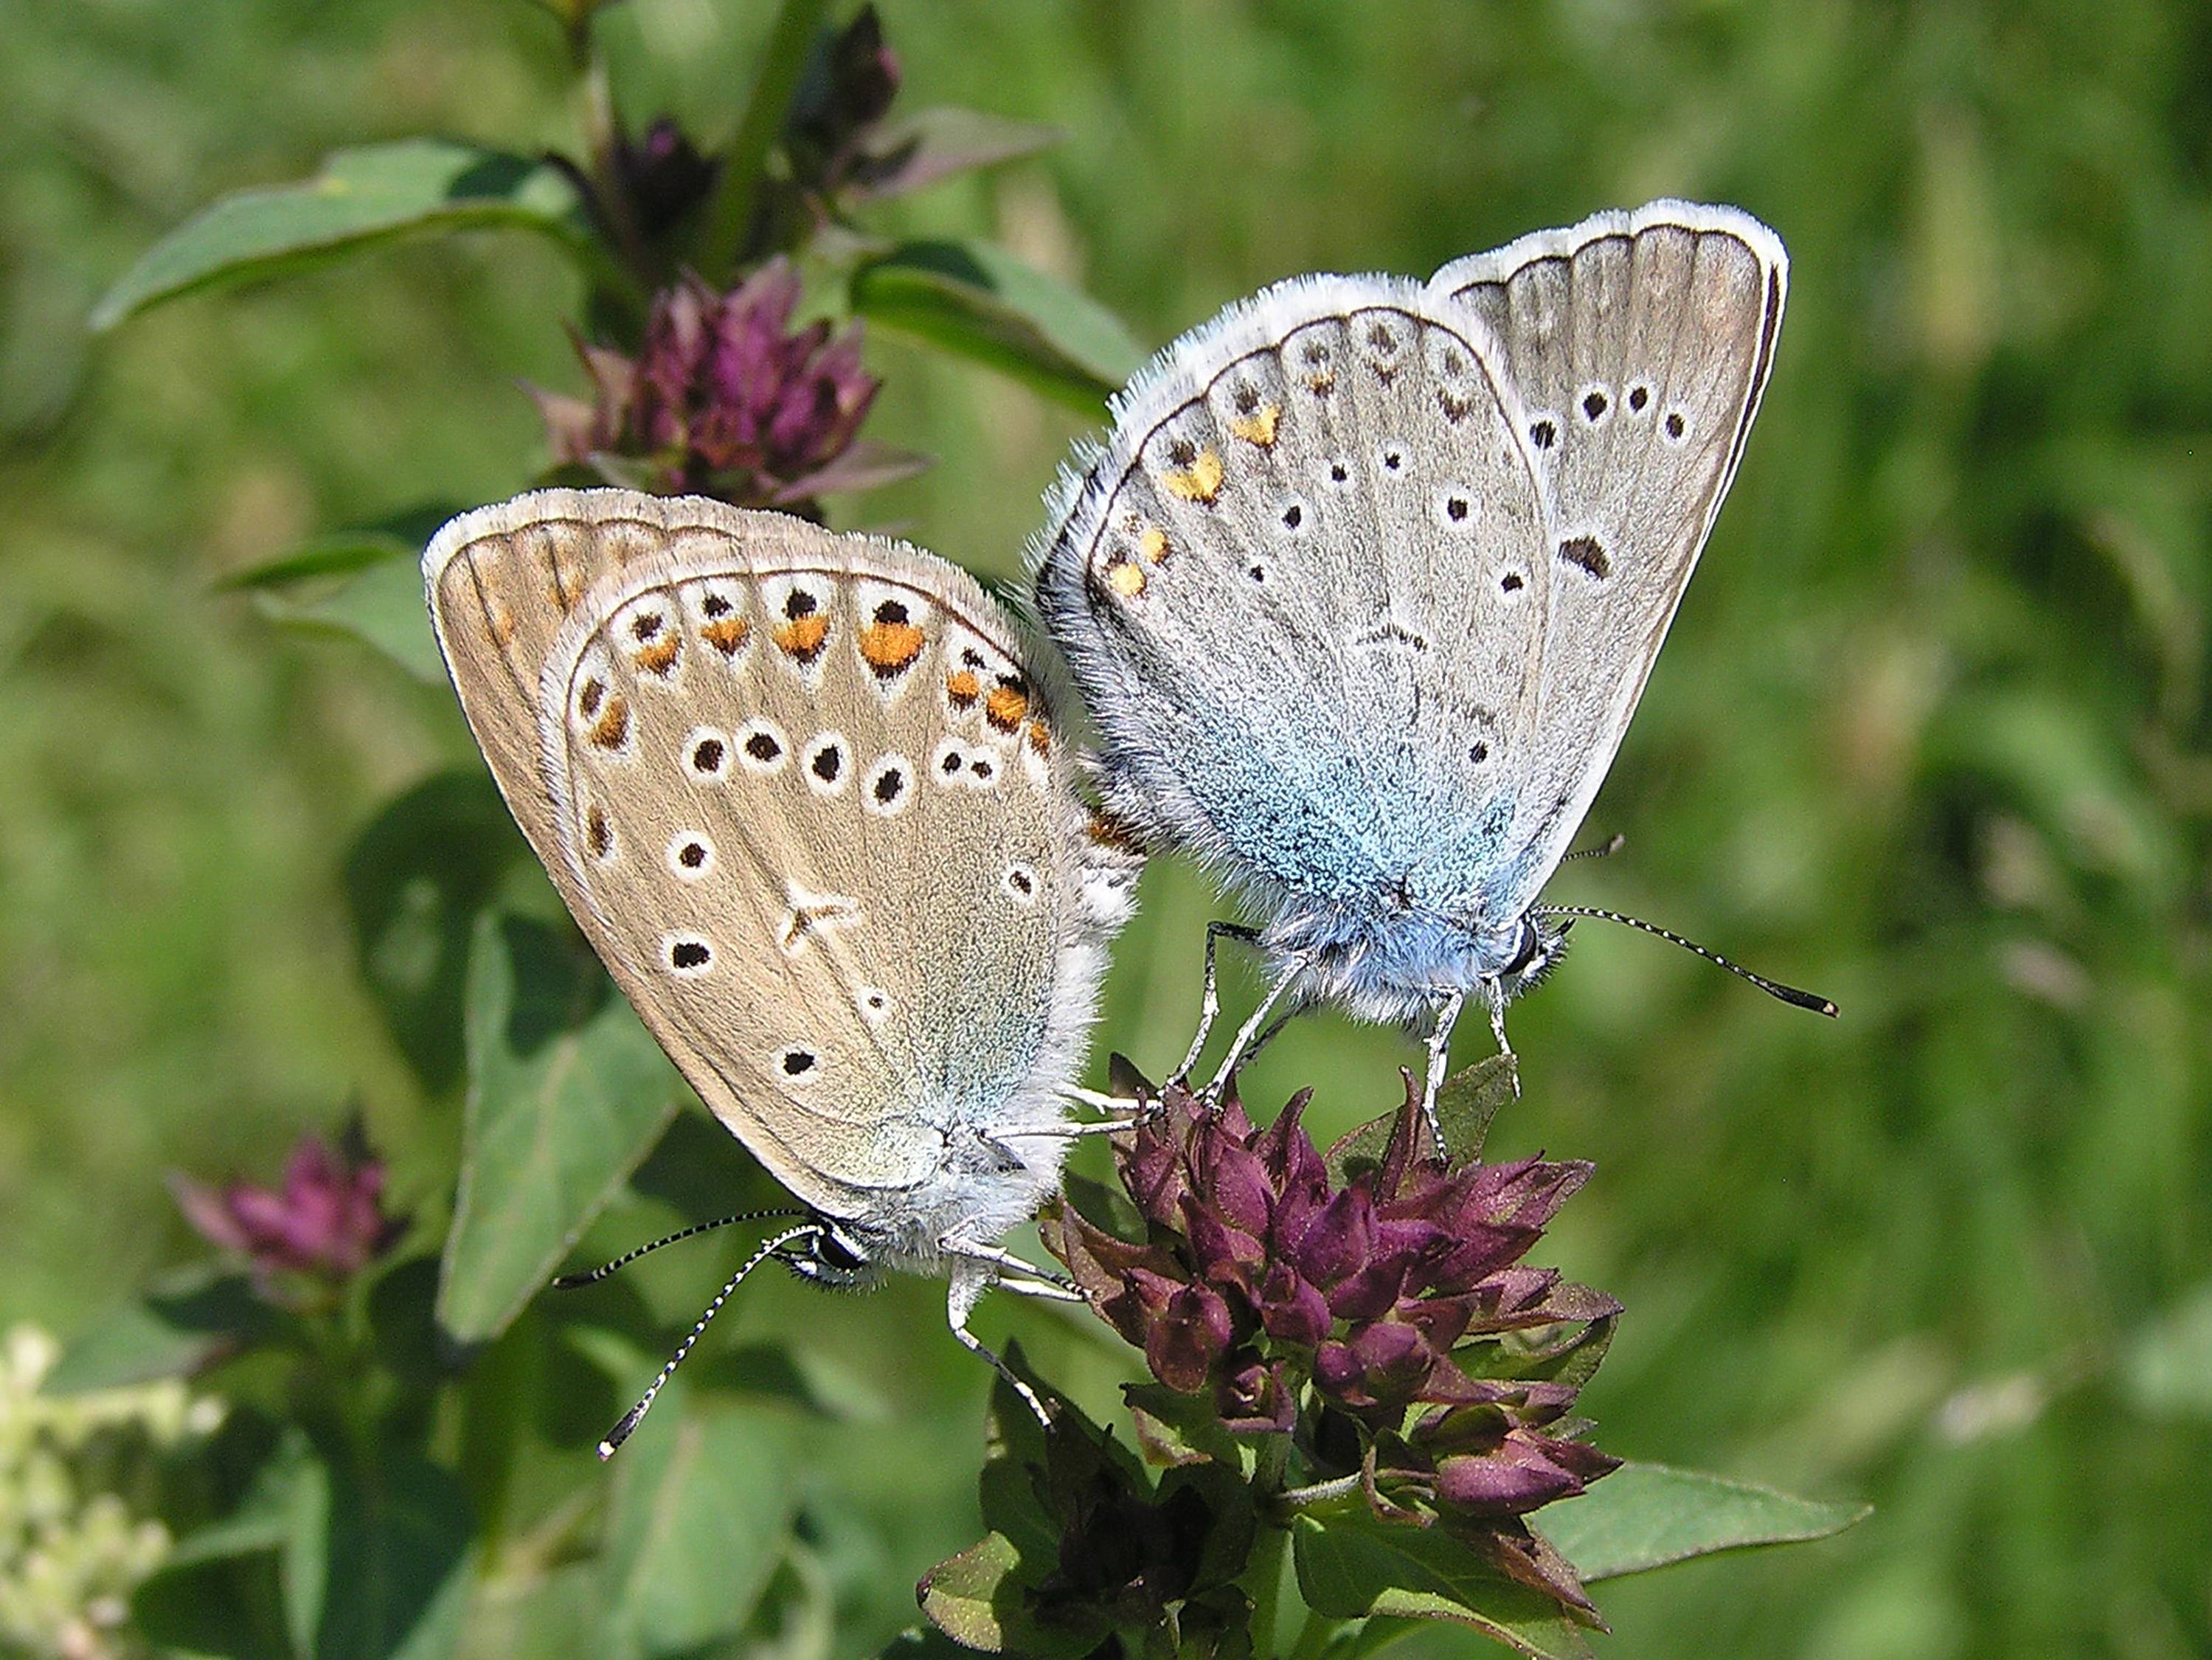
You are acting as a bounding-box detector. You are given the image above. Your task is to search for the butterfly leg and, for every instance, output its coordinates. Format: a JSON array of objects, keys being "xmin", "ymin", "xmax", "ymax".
[
  {"xmin": 946, "ymin": 1237, "xmax": 1084, "ymax": 1300},
  {"xmin": 1172, "ymin": 921, "xmax": 1263, "ymax": 1085},
  {"xmin": 1481, "ymin": 978, "xmax": 1522, "ymax": 1099},
  {"xmin": 1418, "ymin": 989, "xmax": 1469, "ymax": 1155},
  {"xmin": 1202, "ymin": 952, "xmax": 1311, "ymax": 1102},
  {"xmin": 947, "ymin": 1263, "xmax": 1055, "ymax": 1427}
]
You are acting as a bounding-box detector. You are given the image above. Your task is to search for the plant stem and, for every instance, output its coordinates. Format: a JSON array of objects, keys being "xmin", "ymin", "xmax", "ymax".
[
  {"xmin": 1275, "ymin": 1472, "xmax": 1362, "ymax": 1515},
  {"xmin": 1244, "ymin": 1432, "xmax": 1294, "ymax": 1656},
  {"xmin": 694, "ymin": 0, "xmax": 829, "ymax": 282}
]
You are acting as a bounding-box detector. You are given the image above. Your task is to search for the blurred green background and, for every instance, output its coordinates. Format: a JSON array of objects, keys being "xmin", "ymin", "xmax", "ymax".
[{"xmin": 4, "ymin": 0, "xmax": 2209, "ymax": 1655}]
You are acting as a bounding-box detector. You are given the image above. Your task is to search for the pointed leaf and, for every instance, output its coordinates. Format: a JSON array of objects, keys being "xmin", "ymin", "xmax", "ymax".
[
  {"xmin": 851, "ymin": 239, "xmax": 1143, "ymax": 412},
  {"xmin": 1326, "ymin": 1057, "xmax": 1516, "ymax": 1186},
  {"xmin": 603, "ymin": 1398, "xmax": 800, "ymax": 1656},
  {"xmin": 1292, "ymin": 1512, "xmax": 1595, "ymax": 1660},
  {"xmin": 92, "ymin": 139, "xmax": 599, "ymax": 331},
  {"xmin": 1539, "ymin": 1462, "xmax": 1870, "ymax": 1583},
  {"xmin": 846, "ymin": 106, "xmax": 1063, "ymax": 201},
  {"xmin": 436, "ymin": 913, "xmax": 684, "ymax": 1349},
  {"xmin": 44, "ymin": 1266, "xmax": 288, "ymax": 1393},
  {"xmin": 294, "ymin": 1449, "xmax": 474, "ymax": 1660},
  {"xmin": 252, "ymin": 548, "xmax": 445, "ymax": 682}
]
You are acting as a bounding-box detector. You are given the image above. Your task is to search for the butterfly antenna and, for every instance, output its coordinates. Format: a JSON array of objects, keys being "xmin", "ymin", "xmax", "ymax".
[
  {"xmin": 1538, "ymin": 905, "xmax": 1838, "ymax": 1017},
  {"xmin": 596, "ymin": 1221, "xmax": 822, "ymax": 1459},
  {"xmin": 551, "ymin": 1209, "xmax": 808, "ymax": 1289},
  {"xmin": 1559, "ymin": 832, "xmax": 1627, "ymax": 863}
]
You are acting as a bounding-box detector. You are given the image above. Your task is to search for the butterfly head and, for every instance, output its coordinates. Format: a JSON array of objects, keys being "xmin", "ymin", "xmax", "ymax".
[
  {"xmin": 780, "ymin": 1218, "xmax": 880, "ymax": 1291},
  {"xmin": 1495, "ymin": 910, "xmax": 1572, "ymax": 1002}
]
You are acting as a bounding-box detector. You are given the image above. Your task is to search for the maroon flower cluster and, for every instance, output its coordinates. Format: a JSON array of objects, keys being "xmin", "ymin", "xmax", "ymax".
[
  {"xmin": 535, "ymin": 258, "xmax": 906, "ymax": 511},
  {"xmin": 171, "ymin": 1124, "xmax": 403, "ymax": 1302},
  {"xmin": 1044, "ymin": 1073, "xmax": 1621, "ymax": 1606}
]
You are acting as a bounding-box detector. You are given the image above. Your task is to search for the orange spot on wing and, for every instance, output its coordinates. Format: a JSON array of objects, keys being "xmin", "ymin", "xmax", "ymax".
[
  {"xmin": 633, "ymin": 634, "xmax": 681, "ymax": 675},
  {"xmin": 1229, "ymin": 404, "xmax": 1280, "ymax": 447},
  {"xmin": 701, "ymin": 615, "xmax": 751, "ymax": 655},
  {"xmin": 984, "ymin": 683, "xmax": 1030, "ymax": 732},
  {"xmin": 946, "ymin": 668, "xmax": 982, "ymax": 708},
  {"xmin": 859, "ymin": 620, "xmax": 926, "ymax": 676},
  {"xmin": 774, "ymin": 614, "xmax": 830, "ymax": 662},
  {"xmin": 1137, "ymin": 526, "xmax": 1171, "ymax": 564},
  {"xmin": 1106, "ymin": 559, "xmax": 1147, "ymax": 598},
  {"xmin": 1306, "ymin": 371, "xmax": 1336, "ymax": 396},
  {"xmin": 1163, "ymin": 448, "xmax": 1224, "ymax": 503},
  {"xmin": 588, "ymin": 694, "xmax": 630, "ymax": 750},
  {"xmin": 1025, "ymin": 719, "xmax": 1051, "ymax": 756}
]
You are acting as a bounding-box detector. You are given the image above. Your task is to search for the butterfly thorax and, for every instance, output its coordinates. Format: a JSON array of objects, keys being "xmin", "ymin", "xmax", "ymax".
[{"xmin": 1272, "ymin": 902, "xmax": 1567, "ymax": 1026}]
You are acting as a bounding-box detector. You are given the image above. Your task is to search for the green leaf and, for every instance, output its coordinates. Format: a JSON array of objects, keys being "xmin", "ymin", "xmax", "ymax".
[
  {"xmin": 215, "ymin": 505, "xmax": 466, "ymax": 592},
  {"xmin": 91, "ymin": 138, "xmax": 597, "ymax": 331},
  {"xmin": 851, "ymin": 239, "xmax": 1143, "ymax": 412},
  {"xmin": 286, "ymin": 1448, "xmax": 475, "ymax": 1660},
  {"xmin": 252, "ymin": 547, "xmax": 445, "ymax": 682},
  {"xmin": 916, "ymin": 1530, "xmax": 1027, "ymax": 1655},
  {"xmin": 846, "ymin": 106, "xmax": 1063, "ymax": 201},
  {"xmin": 1292, "ymin": 1512, "xmax": 1594, "ymax": 1660},
  {"xmin": 343, "ymin": 771, "xmax": 526, "ymax": 1092},
  {"xmin": 601, "ymin": 1398, "xmax": 801, "ymax": 1657},
  {"xmin": 437, "ymin": 913, "xmax": 684, "ymax": 1349},
  {"xmin": 2121, "ymin": 1279, "xmax": 2212, "ymax": 1417},
  {"xmin": 1540, "ymin": 1462, "xmax": 1870, "ymax": 1583},
  {"xmin": 43, "ymin": 1266, "xmax": 288, "ymax": 1394},
  {"xmin": 1325, "ymin": 1056, "xmax": 1516, "ymax": 1186}
]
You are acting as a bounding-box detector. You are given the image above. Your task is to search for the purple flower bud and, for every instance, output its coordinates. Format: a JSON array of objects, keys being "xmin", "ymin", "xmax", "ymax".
[
  {"xmin": 610, "ymin": 117, "xmax": 717, "ymax": 243},
  {"xmin": 1218, "ymin": 1353, "xmax": 1296, "ymax": 1434},
  {"xmin": 1434, "ymin": 1430, "xmax": 1623, "ymax": 1518},
  {"xmin": 1255, "ymin": 1263, "xmax": 1331, "ymax": 1347},
  {"xmin": 1294, "ymin": 1184, "xmax": 1376, "ymax": 1292},
  {"xmin": 170, "ymin": 1127, "xmax": 401, "ymax": 1301},
  {"xmin": 1145, "ymin": 1284, "xmax": 1234, "ymax": 1395}
]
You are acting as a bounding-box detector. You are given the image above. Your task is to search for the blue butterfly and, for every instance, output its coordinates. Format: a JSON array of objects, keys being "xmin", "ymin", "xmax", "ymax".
[{"xmin": 1034, "ymin": 201, "xmax": 1828, "ymax": 1131}]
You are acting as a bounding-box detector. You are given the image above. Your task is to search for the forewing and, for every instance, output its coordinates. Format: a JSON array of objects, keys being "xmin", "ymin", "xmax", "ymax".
[
  {"xmin": 1429, "ymin": 201, "xmax": 1787, "ymax": 910},
  {"xmin": 427, "ymin": 491, "xmax": 1081, "ymax": 1219},
  {"xmin": 1036, "ymin": 279, "xmax": 1554, "ymax": 921}
]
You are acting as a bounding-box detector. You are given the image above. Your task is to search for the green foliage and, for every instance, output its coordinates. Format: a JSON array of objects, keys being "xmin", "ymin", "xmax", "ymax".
[{"xmin": 9, "ymin": 0, "xmax": 2211, "ymax": 1656}]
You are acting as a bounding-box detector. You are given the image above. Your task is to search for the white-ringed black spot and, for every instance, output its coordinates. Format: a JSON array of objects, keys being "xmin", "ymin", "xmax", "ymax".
[
  {"xmin": 1469, "ymin": 741, "xmax": 1490, "ymax": 764},
  {"xmin": 683, "ymin": 725, "xmax": 731, "ymax": 781},
  {"xmin": 932, "ymin": 737, "xmax": 970, "ymax": 786},
  {"xmin": 968, "ymin": 754, "xmax": 998, "ymax": 788},
  {"xmin": 1247, "ymin": 562, "xmax": 1269, "ymax": 584},
  {"xmin": 1558, "ymin": 536, "xmax": 1611, "ymax": 579},
  {"xmin": 738, "ymin": 721, "xmax": 788, "ymax": 771},
  {"xmin": 578, "ymin": 678, "xmax": 606, "ymax": 717},
  {"xmin": 1002, "ymin": 863, "xmax": 1038, "ymax": 904},
  {"xmin": 1445, "ymin": 495, "xmax": 1471, "ymax": 524},
  {"xmin": 1232, "ymin": 381, "xmax": 1261, "ymax": 415},
  {"xmin": 1167, "ymin": 437, "xmax": 1198, "ymax": 467},
  {"xmin": 586, "ymin": 806, "xmax": 614, "ymax": 861},
  {"xmin": 862, "ymin": 754, "xmax": 912, "ymax": 816},
  {"xmin": 666, "ymin": 831, "xmax": 715, "ymax": 881},
  {"xmin": 1328, "ymin": 460, "xmax": 1351, "ymax": 485},
  {"xmin": 803, "ymin": 734, "xmax": 848, "ymax": 792},
  {"xmin": 873, "ymin": 598, "xmax": 910, "ymax": 626},
  {"xmin": 1665, "ymin": 410, "xmax": 1688, "ymax": 440},
  {"xmin": 1501, "ymin": 572, "xmax": 1525, "ymax": 595},
  {"xmin": 783, "ymin": 589, "xmax": 817, "ymax": 621},
  {"xmin": 1627, "ymin": 384, "xmax": 1649, "ymax": 413},
  {"xmin": 780, "ymin": 1047, "xmax": 817, "ymax": 1078},
  {"xmin": 667, "ymin": 936, "xmax": 713, "ymax": 975},
  {"xmin": 1530, "ymin": 418, "xmax": 1558, "ymax": 450},
  {"xmin": 1381, "ymin": 448, "xmax": 1404, "ymax": 471},
  {"xmin": 1581, "ymin": 388, "xmax": 1609, "ymax": 421},
  {"xmin": 701, "ymin": 592, "xmax": 734, "ymax": 618},
  {"xmin": 858, "ymin": 988, "xmax": 892, "ymax": 1023},
  {"xmin": 632, "ymin": 611, "xmax": 663, "ymax": 641}
]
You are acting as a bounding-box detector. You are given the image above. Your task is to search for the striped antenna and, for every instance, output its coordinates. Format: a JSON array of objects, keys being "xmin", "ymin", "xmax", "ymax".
[
  {"xmin": 1538, "ymin": 904, "xmax": 1838, "ymax": 1017},
  {"xmin": 594, "ymin": 1221, "xmax": 822, "ymax": 1459},
  {"xmin": 550, "ymin": 1209, "xmax": 807, "ymax": 1289}
]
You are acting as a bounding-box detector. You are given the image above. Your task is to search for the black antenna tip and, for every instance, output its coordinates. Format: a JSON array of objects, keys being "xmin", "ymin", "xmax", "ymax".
[
  {"xmin": 550, "ymin": 1272, "xmax": 594, "ymax": 1290},
  {"xmin": 599, "ymin": 1403, "xmax": 648, "ymax": 1459}
]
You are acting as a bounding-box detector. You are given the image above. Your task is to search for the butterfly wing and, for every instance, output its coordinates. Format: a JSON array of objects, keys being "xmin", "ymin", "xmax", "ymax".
[
  {"xmin": 1427, "ymin": 201, "xmax": 1787, "ymax": 915},
  {"xmin": 428, "ymin": 490, "xmax": 1106, "ymax": 1228},
  {"xmin": 1034, "ymin": 278, "xmax": 1556, "ymax": 936}
]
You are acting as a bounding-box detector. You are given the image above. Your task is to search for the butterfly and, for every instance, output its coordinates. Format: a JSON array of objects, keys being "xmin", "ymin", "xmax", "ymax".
[
  {"xmin": 1033, "ymin": 201, "xmax": 1828, "ymax": 1133},
  {"xmin": 425, "ymin": 489, "xmax": 1140, "ymax": 1442}
]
